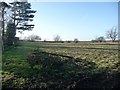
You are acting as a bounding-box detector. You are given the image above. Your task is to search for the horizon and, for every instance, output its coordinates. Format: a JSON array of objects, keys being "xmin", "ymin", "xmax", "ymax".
[{"xmin": 16, "ymin": 2, "xmax": 118, "ymax": 41}]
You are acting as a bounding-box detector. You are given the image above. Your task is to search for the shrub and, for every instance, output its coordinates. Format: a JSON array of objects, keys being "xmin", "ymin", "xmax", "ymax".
[
  {"xmin": 66, "ymin": 40, "xmax": 71, "ymax": 43},
  {"xmin": 74, "ymin": 38, "xmax": 79, "ymax": 43}
]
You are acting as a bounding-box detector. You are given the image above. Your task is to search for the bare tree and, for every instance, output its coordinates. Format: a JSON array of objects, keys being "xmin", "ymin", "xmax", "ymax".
[
  {"xmin": 54, "ymin": 35, "xmax": 61, "ymax": 42},
  {"xmin": 27, "ymin": 34, "xmax": 41, "ymax": 41},
  {"xmin": 106, "ymin": 27, "xmax": 118, "ymax": 42}
]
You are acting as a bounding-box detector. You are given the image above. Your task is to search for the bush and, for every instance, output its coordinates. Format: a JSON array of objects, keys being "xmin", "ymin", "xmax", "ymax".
[
  {"xmin": 74, "ymin": 38, "xmax": 79, "ymax": 43},
  {"xmin": 66, "ymin": 40, "xmax": 71, "ymax": 43},
  {"xmin": 14, "ymin": 37, "xmax": 19, "ymax": 44}
]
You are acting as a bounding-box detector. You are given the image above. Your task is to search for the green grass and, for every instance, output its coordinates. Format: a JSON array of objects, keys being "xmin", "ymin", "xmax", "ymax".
[
  {"xmin": 2, "ymin": 41, "xmax": 120, "ymax": 89},
  {"xmin": 2, "ymin": 42, "xmax": 34, "ymax": 87}
]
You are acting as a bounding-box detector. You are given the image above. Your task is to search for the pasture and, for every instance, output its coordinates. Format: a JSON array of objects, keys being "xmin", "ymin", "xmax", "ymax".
[{"xmin": 2, "ymin": 41, "xmax": 120, "ymax": 89}]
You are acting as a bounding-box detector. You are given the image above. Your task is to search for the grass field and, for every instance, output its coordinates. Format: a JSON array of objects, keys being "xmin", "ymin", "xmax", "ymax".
[{"xmin": 2, "ymin": 41, "xmax": 120, "ymax": 89}]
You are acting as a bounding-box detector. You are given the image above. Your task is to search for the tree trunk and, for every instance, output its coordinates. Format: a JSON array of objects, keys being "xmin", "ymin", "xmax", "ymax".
[{"xmin": 1, "ymin": 8, "xmax": 5, "ymax": 37}]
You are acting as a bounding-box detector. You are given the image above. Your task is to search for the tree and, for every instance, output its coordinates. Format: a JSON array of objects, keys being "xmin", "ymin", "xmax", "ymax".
[
  {"xmin": 9, "ymin": 1, "xmax": 36, "ymax": 36},
  {"xmin": 54, "ymin": 35, "xmax": 61, "ymax": 42},
  {"xmin": 106, "ymin": 27, "xmax": 118, "ymax": 42},
  {"xmin": 0, "ymin": 2, "xmax": 11, "ymax": 36},
  {"xmin": 5, "ymin": 20, "xmax": 15, "ymax": 46},
  {"xmin": 96, "ymin": 36, "xmax": 105, "ymax": 42},
  {"xmin": 27, "ymin": 34, "xmax": 41, "ymax": 41},
  {"xmin": 74, "ymin": 38, "xmax": 79, "ymax": 43}
]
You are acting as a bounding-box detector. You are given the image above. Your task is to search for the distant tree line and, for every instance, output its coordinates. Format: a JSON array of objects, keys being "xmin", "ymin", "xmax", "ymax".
[
  {"xmin": 53, "ymin": 27, "xmax": 118, "ymax": 43},
  {"xmin": 24, "ymin": 34, "xmax": 41, "ymax": 42},
  {"xmin": 53, "ymin": 35, "xmax": 79, "ymax": 43}
]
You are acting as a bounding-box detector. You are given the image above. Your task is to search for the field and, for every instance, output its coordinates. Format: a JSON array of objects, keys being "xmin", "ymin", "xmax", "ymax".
[{"xmin": 2, "ymin": 41, "xmax": 120, "ymax": 89}]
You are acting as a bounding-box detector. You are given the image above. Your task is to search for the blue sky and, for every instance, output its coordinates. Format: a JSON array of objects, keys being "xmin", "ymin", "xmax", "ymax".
[{"xmin": 18, "ymin": 2, "xmax": 118, "ymax": 41}]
